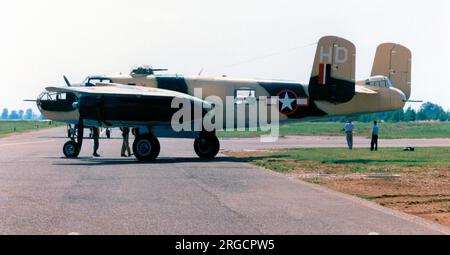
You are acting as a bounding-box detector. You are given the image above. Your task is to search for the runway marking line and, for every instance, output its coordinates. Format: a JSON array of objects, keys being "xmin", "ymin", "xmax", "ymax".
[{"xmin": 0, "ymin": 140, "xmax": 56, "ymax": 147}]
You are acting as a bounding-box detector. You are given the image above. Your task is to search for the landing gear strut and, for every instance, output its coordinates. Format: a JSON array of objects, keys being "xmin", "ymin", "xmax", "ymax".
[
  {"xmin": 132, "ymin": 133, "xmax": 161, "ymax": 161},
  {"xmin": 194, "ymin": 132, "xmax": 220, "ymax": 159},
  {"xmin": 63, "ymin": 119, "xmax": 84, "ymax": 158}
]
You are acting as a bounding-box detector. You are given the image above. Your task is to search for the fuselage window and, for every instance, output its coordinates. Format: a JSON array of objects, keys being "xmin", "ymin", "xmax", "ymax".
[
  {"xmin": 235, "ymin": 89, "xmax": 256, "ymax": 105},
  {"xmin": 57, "ymin": 93, "xmax": 67, "ymax": 100}
]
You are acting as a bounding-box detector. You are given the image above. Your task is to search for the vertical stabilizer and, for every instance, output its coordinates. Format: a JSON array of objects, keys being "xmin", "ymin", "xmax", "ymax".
[
  {"xmin": 309, "ymin": 36, "xmax": 356, "ymax": 103},
  {"xmin": 371, "ymin": 43, "xmax": 411, "ymax": 99}
]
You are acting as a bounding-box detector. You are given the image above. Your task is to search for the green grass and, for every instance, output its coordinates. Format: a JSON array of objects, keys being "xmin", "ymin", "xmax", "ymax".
[
  {"xmin": 245, "ymin": 147, "xmax": 450, "ymax": 174},
  {"xmin": 218, "ymin": 122, "xmax": 450, "ymax": 139},
  {"xmin": 0, "ymin": 121, "xmax": 62, "ymax": 137}
]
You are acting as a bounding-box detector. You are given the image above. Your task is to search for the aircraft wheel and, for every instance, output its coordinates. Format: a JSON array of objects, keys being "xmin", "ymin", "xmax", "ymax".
[
  {"xmin": 194, "ymin": 135, "xmax": 220, "ymax": 159},
  {"xmin": 63, "ymin": 141, "xmax": 80, "ymax": 158},
  {"xmin": 133, "ymin": 134, "xmax": 160, "ymax": 161}
]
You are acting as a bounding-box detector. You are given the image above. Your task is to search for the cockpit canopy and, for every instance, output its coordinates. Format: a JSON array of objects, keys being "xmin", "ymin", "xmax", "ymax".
[
  {"xmin": 365, "ymin": 75, "xmax": 393, "ymax": 88},
  {"xmin": 82, "ymin": 76, "xmax": 112, "ymax": 87}
]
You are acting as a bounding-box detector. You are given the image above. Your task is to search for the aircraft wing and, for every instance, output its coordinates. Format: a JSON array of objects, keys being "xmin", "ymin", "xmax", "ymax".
[
  {"xmin": 45, "ymin": 83, "xmax": 211, "ymax": 108},
  {"xmin": 355, "ymin": 85, "xmax": 378, "ymax": 95}
]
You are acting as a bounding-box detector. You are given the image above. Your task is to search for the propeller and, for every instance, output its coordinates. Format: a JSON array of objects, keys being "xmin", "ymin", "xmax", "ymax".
[{"xmin": 63, "ymin": 75, "xmax": 72, "ymax": 87}]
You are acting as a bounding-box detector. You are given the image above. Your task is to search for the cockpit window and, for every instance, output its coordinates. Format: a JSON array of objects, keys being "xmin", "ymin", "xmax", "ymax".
[
  {"xmin": 58, "ymin": 93, "xmax": 66, "ymax": 100},
  {"xmin": 386, "ymin": 79, "xmax": 393, "ymax": 87},
  {"xmin": 83, "ymin": 77, "xmax": 112, "ymax": 86},
  {"xmin": 366, "ymin": 76, "xmax": 392, "ymax": 88}
]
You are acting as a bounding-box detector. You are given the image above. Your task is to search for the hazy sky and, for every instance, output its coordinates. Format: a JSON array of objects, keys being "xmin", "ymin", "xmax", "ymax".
[{"xmin": 1, "ymin": 0, "xmax": 449, "ymax": 112}]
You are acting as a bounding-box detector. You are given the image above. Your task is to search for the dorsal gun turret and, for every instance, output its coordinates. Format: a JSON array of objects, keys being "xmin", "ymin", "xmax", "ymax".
[{"xmin": 130, "ymin": 65, "xmax": 168, "ymax": 78}]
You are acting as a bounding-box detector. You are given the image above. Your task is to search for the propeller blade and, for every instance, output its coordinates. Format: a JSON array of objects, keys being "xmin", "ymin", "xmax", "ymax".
[{"xmin": 63, "ymin": 75, "xmax": 72, "ymax": 87}]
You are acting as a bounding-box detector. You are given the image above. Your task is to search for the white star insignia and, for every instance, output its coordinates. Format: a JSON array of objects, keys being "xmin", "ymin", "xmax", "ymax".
[{"xmin": 279, "ymin": 92, "xmax": 296, "ymax": 111}]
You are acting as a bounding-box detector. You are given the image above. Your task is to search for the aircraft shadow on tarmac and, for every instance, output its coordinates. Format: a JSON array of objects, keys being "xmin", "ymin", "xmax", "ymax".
[{"xmin": 49, "ymin": 155, "xmax": 281, "ymax": 166}]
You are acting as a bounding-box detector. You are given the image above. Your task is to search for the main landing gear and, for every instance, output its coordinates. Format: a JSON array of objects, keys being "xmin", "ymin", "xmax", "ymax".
[
  {"xmin": 132, "ymin": 133, "xmax": 161, "ymax": 161},
  {"xmin": 193, "ymin": 132, "xmax": 220, "ymax": 159},
  {"xmin": 131, "ymin": 131, "xmax": 220, "ymax": 161}
]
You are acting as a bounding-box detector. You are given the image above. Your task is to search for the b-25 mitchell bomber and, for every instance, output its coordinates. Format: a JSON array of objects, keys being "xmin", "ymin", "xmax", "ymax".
[{"xmin": 36, "ymin": 36, "xmax": 412, "ymax": 161}]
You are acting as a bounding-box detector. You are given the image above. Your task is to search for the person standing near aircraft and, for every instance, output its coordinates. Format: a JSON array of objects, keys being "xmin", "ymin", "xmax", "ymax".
[
  {"xmin": 343, "ymin": 120, "xmax": 354, "ymax": 150},
  {"xmin": 370, "ymin": 121, "xmax": 379, "ymax": 151},
  {"xmin": 105, "ymin": 128, "xmax": 111, "ymax": 139},
  {"xmin": 121, "ymin": 127, "xmax": 132, "ymax": 157},
  {"xmin": 92, "ymin": 127, "xmax": 100, "ymax": 157}
]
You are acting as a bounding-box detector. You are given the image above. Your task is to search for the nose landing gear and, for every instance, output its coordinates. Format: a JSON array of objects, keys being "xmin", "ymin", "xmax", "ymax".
[
  {"xmin": 63, "ymin": 140, "xmax": 80, "ymax": 158},
  {"xmin": 63, "ymin": 119, "xmax": 84, "ymax": 158}
]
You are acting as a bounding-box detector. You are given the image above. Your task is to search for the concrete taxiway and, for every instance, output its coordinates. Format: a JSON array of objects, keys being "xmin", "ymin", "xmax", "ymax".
[{"xmin": 0, "ymin": 127, "xmax": 449, "ymax": 234}]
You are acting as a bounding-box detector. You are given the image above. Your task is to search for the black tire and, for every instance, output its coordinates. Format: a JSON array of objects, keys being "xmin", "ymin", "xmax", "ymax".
[
  {"xmin": 194, "ymin": 135, "xmax": 220, "ymax": 159},
  {"xmin": 132, "ymin": 134, "xmax": 160, "ymax": 161},
  {"xmin": 63, "ymin": 141, "xmax": 80, "ymax": 158}
]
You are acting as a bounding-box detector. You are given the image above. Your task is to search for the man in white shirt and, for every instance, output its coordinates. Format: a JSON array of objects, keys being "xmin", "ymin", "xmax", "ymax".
[{"xmin": 343, "ymin": 120, "xmax": 354, "ymax": 150}]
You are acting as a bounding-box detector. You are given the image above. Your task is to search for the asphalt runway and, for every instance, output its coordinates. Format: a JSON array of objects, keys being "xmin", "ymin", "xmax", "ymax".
[{"xmin": 0, "ymin": 127, "xmax": 449, "ymax": 234}]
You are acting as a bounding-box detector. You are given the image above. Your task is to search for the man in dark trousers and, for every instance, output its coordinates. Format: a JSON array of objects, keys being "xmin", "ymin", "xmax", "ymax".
[
  {"xmin": 370, "ymin": 121, "xmax": 379, "ymax": 151},
  {"xmin": 121, "ymin": 127, "xmax": 132, "ymax": 157},
  {"xmin": 92, "ymin": 127, "xmax": 100, "ymax": 157}
]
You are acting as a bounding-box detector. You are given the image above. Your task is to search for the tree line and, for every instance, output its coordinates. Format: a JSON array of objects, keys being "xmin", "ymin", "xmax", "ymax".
[
  {"xmin": 0, "ymin": 108, "xmax": 42, "ymax": 120},
  {"xmin": 356, "ymin": 102, "xmax": 449, "ymax": 122}
]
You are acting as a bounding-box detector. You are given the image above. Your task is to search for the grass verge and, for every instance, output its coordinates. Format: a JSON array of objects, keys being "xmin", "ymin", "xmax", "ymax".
[
  {"xmin": 0, "ymin": 121, "xmax": 63, "ymax": 137},
  {"xmin": 218, "ymin": 122, "xmax": 450, "ymax": 139}
]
